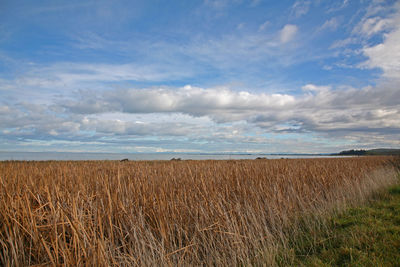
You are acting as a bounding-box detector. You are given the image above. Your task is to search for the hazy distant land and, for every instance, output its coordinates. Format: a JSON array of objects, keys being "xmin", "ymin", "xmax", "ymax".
[
  {"xmin": 0, "ymin": 148, "xmax": 399, "ymax": 161},
  {"xmin": 335, "ymin": 148, "xmax": 400, "ymax": 156}
]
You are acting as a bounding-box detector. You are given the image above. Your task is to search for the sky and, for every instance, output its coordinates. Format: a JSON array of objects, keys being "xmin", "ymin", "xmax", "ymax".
[{"xmin": 0, "ymin": 0, "xmax": 399, "ymax": 154}]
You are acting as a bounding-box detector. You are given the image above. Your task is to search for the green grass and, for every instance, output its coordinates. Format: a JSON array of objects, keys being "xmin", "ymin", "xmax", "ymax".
[{"xmin": 289, "ymin": 184, "xmax": 400, "ymax": 266}]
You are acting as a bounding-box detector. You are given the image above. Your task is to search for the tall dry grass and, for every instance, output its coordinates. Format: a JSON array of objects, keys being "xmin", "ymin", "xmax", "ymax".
[{"xmin": 0, "ymin": 157, "xmax": 398, "ymax": 266}]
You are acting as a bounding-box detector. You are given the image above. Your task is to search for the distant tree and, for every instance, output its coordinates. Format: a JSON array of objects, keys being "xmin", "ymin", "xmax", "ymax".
[{"xmin": 338, "ymin": 149, "xmax": 367, "ymax": 156}]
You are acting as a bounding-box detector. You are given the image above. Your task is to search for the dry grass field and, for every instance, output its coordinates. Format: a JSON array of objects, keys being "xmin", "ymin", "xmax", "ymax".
[{"xmin": 0, "ymin": 157, "xmax": 398, "ymax": 266}]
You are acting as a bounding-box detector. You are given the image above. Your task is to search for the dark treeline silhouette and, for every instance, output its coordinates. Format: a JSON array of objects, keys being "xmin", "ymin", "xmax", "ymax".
[
  {"xmin": 337, "ymin": 148, "xmax": 400, "ymax": 156},
  {"xmin": 338, "ymin": 149, "xmax": 367, "ymax": 156}
]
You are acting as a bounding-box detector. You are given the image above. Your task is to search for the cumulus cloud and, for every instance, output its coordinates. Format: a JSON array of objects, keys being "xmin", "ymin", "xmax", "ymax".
[
  {"xmin": 328, "ymin": 1, "xmax": 400, "ymax": 79},
  {"xmin": 280, "ymin": 24, "xmax": 298, "ymax": 43},
  {"xmin": 2, "ymin": 1, "xmax": 400, "ymax": 154},
  {"xmin": 60, "ymin": 83, "xmax": 400, "ymax": 135},
  {"xmin": 0, "ymin": 103, "xmax": 82, "ymax": 139},
  {"xmin": 1, "ymin": 80, "xmax": 399, "ymax": 152},
  {"xmin": 361, "ymin": 14, "xmax": 400, "ymax": 78},
  {"xmin": 64, "ymin": 86, "xmax": 296, "ymax": 121}
]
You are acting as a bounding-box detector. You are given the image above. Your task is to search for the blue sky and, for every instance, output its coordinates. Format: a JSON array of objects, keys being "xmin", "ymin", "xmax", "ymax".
[{"xmin": 0, "ymin": 0, "xmax": 399, "ymax": 153}]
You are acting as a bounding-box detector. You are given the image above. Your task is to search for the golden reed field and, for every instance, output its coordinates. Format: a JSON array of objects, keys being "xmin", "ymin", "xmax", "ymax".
[{"xmin": 0, "ymin": 157, "xmax": 399, "ymax": 266}]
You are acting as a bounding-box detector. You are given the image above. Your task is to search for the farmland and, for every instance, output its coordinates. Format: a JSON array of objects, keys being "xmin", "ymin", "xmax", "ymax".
[{"xmin": 0, "ymin": 157, "xmax": 398, "ymax": 266}]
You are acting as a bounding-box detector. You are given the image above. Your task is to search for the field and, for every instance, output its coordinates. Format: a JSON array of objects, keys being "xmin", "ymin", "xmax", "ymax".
[{"xmin": 0, "ymin": 157, "xmax": 398, "ymax": 266}]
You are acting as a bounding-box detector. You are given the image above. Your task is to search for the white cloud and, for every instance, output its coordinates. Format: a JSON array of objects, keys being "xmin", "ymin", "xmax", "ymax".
[
  {"xmin": 326, "ymin": 0, "xmax": 349, "ymax": 13},
  {"xmin": 1, "ymin": 81, "xmax": 399, "ymax": 151},
  {"xmin": 60, "ymin": 83, "xmax": 400, "ymax": 135},
  {"xmin": 362, "ymin": 27, "xmax": 400, "ymax": 78},
  {"xmin": 330, "ymin": 37, "xmax": 356, "ymax": 49},
  {"xmin": 360, "ymin": 8, "xmax": 400, "ymax": 78},
  {"xmin": 64, "ymin": 86, "xmax": 296, "ymax": 120},
  {"xmin": 3, "ymin": 0, "xmax": 400, "ymax": 153},
  {"xmin": 5, "ymin": 61, "xmax": 197, "ymax": 93},
  {"xmin": 258, "ymin": 20, "xmax": 269, "ymax": 31},
  {"xmin": 280, "ymin": 24, "xmax": 298, "ymax": 43},
  {"xmin": 359, "ymin": 17, "xmax": 392, "ymax": 36},
  {"xmin": 330, "ymin": 1, "xmax": 398, "ymax": 46},
  {"xmin": 318, "ymin": 17, "xmax": 339, "ymax": 32},
  {"xmin": 1, "ymin": 25, "xmax": 313, "ymax": 98},
  {"xmin": 290, "ymin": 1, "xmax": 311, "ymax": 19},
  {"xmin": 301, "ymin": 84, "xmax": 330, "ymax": 92},
  {"xmin": 328, "ymin": 1, "xmax": 400, "ymax": 79}
]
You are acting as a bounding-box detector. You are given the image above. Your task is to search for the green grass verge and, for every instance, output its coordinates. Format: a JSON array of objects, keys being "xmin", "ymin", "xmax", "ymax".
[{"xmin": 288, "ymin": 185, "xmax": 400, "ymax": 266}]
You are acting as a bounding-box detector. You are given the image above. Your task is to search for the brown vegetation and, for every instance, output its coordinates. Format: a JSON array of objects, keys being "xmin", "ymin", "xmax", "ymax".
[{"xmin": 0, "ymin": 157, "xmax": 398, "ymax": 266}]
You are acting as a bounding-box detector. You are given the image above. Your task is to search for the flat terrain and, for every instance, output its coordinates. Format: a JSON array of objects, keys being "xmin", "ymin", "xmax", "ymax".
[
  {"xmin": 0, "ymin": 157, "xmax": 398, "ymax": 266},
  {"xmin": 292, "ymin": 184, "xmax": 400, "ymax": 266}
]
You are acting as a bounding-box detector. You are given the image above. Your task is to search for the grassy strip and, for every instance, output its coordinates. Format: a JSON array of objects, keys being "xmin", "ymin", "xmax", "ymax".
[{"xmin": 287, "ymin": 184, "xmax": 400, "ymax": 266}]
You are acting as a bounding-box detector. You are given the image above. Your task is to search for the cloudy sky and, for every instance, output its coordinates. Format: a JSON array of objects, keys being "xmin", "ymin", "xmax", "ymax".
[{"xmin": 0, "ymin": 0, "xmax": 399, "ymax": 153}]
